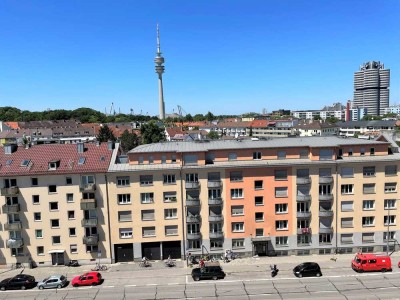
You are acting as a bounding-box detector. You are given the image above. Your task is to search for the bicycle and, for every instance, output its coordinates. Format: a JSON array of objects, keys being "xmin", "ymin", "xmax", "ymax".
[
  {"xmin": 11, "ymin": 263, "xmax": 24, "ymax": 270},
  {"xmin": 91, "ymin": 264, "xmax": 108, "ymax": 271},
  {"xmin": 139, "ymin": 261, "xmax": 152, "ymax": 268},
  {"xmin": 165, "ymin": 260, "xmax": 176, "ymax": 268}
]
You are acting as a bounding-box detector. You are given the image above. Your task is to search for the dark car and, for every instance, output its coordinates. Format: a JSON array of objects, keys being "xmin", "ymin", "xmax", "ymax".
[
  {"xmin": 0, "ymin": 274, "xmax": 36, "ymax": 291},
  {"xmin": 293, "ymin": 262, "xmax": 322, "ymax": 278},
  {"xmin": 191, "ymin": 262, "xmax": 226, "ymax": 281}
]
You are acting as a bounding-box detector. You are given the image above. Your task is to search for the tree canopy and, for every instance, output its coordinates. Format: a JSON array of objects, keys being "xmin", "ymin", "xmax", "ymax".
[
  {"xmin": 120, "ymin": 129, "xmax": 140, "ymax": 153},
  {"xmin": 140, "ymin": 121, "xmax": 166, "ymax": 144},
  {"xmin": 97, "ymin": 125, "xmax": 116, "ymax": 142}
]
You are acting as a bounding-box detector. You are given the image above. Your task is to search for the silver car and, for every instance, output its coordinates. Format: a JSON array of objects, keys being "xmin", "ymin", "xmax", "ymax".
[{"xmin": 37, "ymin": 275, "xmax": 67, "ymax": 289}]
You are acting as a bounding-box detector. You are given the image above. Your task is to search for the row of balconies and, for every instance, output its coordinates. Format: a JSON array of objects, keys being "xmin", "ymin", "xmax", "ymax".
[
  {"xmin": 3, "ymin": 218, "xmax": 98, "ymax": 229},
  {"xmin": 297, "ymin": 210, "xmax": 334, "ymax": 218},
  {"xmin": 297, "ymin": 176, "xmax": 333, "ymax": 185},
  {"xmin": 186, "ymin": 180, "xmax": 223, "ymax": 189},
  {"xmin": 186, "ymin": 215, "xmax": 223, "ymax": 223},
  {"xmin": 1, "ymin": 184, "xmax": 96, "ymax": 196},
  {"xmin": 297, "ymin": 194, "xmax": 334, "ymax": 202},
  {"xmin": 187, "ymin": 232, "xmax": 224, "ymax": 239},
  {"xmin": 186, "ymin": 198, "xmax": 223, "ymax": 206},
  {"xmin": 297, "ymin": 227, "xmax": 333, "ymax": 234}
]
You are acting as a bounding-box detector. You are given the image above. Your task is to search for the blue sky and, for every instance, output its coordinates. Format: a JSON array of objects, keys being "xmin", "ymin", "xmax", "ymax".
[{"xmin": 0, "ymin": 0, "xmax": 399, "ymax": 116}]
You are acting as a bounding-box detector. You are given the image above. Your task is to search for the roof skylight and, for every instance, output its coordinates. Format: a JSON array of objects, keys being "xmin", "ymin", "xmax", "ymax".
[{"xmin": 21, "ymin": 159, "xmax": 30, "ymax": 167}]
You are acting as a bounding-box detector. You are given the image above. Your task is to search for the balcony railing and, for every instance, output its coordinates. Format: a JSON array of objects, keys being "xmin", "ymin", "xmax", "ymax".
[
  {"xmin": 296, "ymin": 194, "xmax": 311, "ymax": 202},
  {"xmin": 186, "ymin": 215, "xmax": 201, "ymax": 223},
  {"xmin": 187, "ymin": 232, "xmax": 201, "ymax": 240},
  {"xmin": 319, "ymin": 176, "xmax": 333, "ymax": 184},
  {"xmin": 186, "ymin": 199, "xmax": 201, "ymax": 206},
  {"xmin": 319, "ymin": 227, "xmax": 333, "ymax": 234},
  {"xmin": 208, "ymin": 198, "xmax": 223, "ymax": 205},
  {"xmin": 209, "ymin": 215, "xmax": 224, "ymax": 222},
  {"xmin": 207, "ymin": 180, "xmax": 222, "ymax": 188},
  {"xmin": 1, "ymin": 186, "xmax": 20, "ymax": 196},
  {"xmin": 83, "ymin": 235, "xmax": 99, "ymax": 245},
  {"xmin": 2, "ymin": 204, "xmax": 20, "ymax": 213},
  {"xmin": 296, "ymin": 177, "xmax": 311, "ymax": 185},
  {"xmin": 209, "ymin": 232, "xmax": 224, "ymax": 239},
  {"xmin": 80, "ymin": 183, "xmax": 96, "ymax": 192},
  {"xmin": 319, "ymin": 210, "xmax": 334, "ymax": 217},
  {"xmin": 296, "ymin": 211, "xmax": 311, "ymax": 218},
  {"xmin": 81, "ymin": 218, "xmax": 98, "ymax": 227},
  {"xmin": 185, "ymin": 182, "xmax": 200, "ymax": 189},
  {"xmin": 4, "ymin": 222, "xmax": 22, "ymax": 231},
  {"xmin": 297, "ymin": 227, "xmax": 312, "ymax": 235},
  {"xmin": 319, "ymin": 194, "xmax": 333, "ymax": 202},
  {"xmin": 80, "ymin": 198, "xmax": 97, "ymax": 210},
  {"xmin": 6, "ymin": 238, "xmax": 24, "ymax": 248}
]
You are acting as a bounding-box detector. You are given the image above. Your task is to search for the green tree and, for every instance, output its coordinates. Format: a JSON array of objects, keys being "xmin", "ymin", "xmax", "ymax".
[
  {"xmin": 97, "ymin": 124, "xmax": 116, "ymax": 142},
  {"xmin": 205, "ymin": 111, "xmax": 215, "ymax": 121},
  {"xmin": 207, "ymin": 131, "xmax": 219, "ymax": 140},
  {"xmin": 313, "ymin": 115, "xmax": 321, "ymax": 121},
  {"xmin": 184, "ymin": 114, "xmax": 193, "ymax": 122},
  {"xmin": 193, "ymin": 114, "xmax": 205, "ymax": 121},
  {"xmin": 120, "ymin": 129, "xmax": 139, "ymax": 152},
  {"xmin": 326, "ymin": 117, "xmax": 339, "ymax": 123},
  {"xmin": 140, "ymin": 121, "xmax": 166, "ymax": 144}
]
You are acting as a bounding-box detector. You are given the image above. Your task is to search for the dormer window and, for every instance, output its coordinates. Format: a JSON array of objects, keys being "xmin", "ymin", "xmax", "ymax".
[{"xmin": 48, "ymin": 160, "xmax": 60, "ymax": 170}]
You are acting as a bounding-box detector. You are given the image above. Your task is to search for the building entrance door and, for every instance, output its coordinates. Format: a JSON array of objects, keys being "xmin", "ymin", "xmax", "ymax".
[
  {"xmin": 50, "ymin": 252, "xmax": 65, "ymax": 265},
  {"xmin": 115, "ymin": 243, "xmax": 134, "ymax": 263}
]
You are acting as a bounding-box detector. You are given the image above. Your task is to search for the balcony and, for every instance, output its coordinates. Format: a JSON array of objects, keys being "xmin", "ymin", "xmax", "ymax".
[
  {"xmin": 186, "ymin": 199, "xmax": 200, "ymax": 206},
  {"xmin": 319, "ymin": 194, "xmax": 333, "ymax": 202},
  {"xmin": 297, "ymin": 227, "xmax": 312, "ymax": 235},
  {"xmin": 83, "ymin": 235, "xmax": 99, "ymax": 245},
  {"xmin": 209, "ymin": 232, "xmax": 224, "ymax": 239},
  {"xmin": 186, "ymin": 182, "xmax": 200, "ymax": 189},
  {"xmin": 186, "ymin": 215, "xmax": 201, "ymax": 223},
  {"xmin": 209, "ymin": 215, "xmax": 224, "ymax": 222},
  {"xmin": 187, "ymin": 232, "xmax": 201, "ymax": 240},
  {"xmin": 2, "ymin": 204, "xmax": 20, "ymax": 213},
  {"xmin": 1, "ymin": 186, "xmax": 20, "ymax": 196},
  {"xmin": 319, "ymin": 210, "xmax": 334, "ymax": 217},
  {"xmin": 296, "ymin": 177, "xmax": 311, "ymax": 185},
  {"xmin": 207, "ymin": 180, "xmax": 222, "ymax": 188},
  {"xmin": 81, "ymin": 218, "xmax": 98, "ymax": 227},
  {"xmin": 319, "ymin": 227, "xmax": 333, "ymax": 234},
  {"xmin": 80, "ymin": 198, "xmax": 97, "ymax": 210},
  {"xmin": 208, "ymin": 198, "xmax": 223, "ymax": 206},
  {"xmin": 4, "ymin": 222, "xmax": 22, "ymax": 231},
  {"xmin": 296, "ymin": 211, "xmax": 311, "ymax": 218},
  {"xmin": 6, "ymin": 238, "xmax": 24, "ymax": 248},
  {"xmin": 80, "ymin": 183, "xmax": 96, "ymax": 192},
  {"xmin": 319, "ymin": 176, "xmax": 333, "ymax": 184},
  {"xmin": 296, "ymin": 194, "xmax": 311, "ymax": 202}
]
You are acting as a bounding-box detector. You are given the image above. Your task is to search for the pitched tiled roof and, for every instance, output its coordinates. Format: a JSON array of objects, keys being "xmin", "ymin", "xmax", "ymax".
[
  {"xmin": 294, "ymin": 122, "xmax": 339, "ymax": 130},
  {"xmin": 0, "ymin": 143, "xmax": 114, "ymax": 176},
  {"xmin": 4, "ymin": 122, "xmax": 19, "ymax": 129}
]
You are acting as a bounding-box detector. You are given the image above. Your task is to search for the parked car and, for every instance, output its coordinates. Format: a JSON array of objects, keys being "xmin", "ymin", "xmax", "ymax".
[
  {"xmin": 293, "ymin": 262, "xmax": 322, "ymax": 278},
  {"xmin": 0, "ymin": 274, "xmax": 36, "ymax": 291},
  {"xmin": 71, "ymin": 272, "xmax": 102, "ymax": 287},
  {"xmin": 37, "ymin": 275, "xmax": 68, "ymax": 289},
  {"xmin": 191, "ymin": 262, "xmax": 226, "ymax": 281},
  {"xmin": 352, "ymin": 253, "xmax": 392, "ymax": 272}
]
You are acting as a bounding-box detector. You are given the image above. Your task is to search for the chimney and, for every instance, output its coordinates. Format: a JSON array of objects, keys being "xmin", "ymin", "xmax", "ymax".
[
  {"xmin": 77, "ymin": 142, "xmax": 84, "ymax": 153},
  {"xmin": 107, "ymin": 140, "xmax": 115, "ymax": 151}
]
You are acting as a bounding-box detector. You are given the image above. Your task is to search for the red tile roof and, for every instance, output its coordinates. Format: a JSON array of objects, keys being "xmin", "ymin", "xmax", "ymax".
[
  {"xmin": 0, "ymin": 143, "xmax": 114, "ymax": 176},
  {"xmin": 4, "ymin": 122, "xmax": 19, "ymax": 129}
]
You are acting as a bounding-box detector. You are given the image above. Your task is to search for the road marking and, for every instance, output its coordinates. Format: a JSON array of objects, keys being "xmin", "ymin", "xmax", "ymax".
[
  {"xmin": 103, "ymin": 286, "xmax": 115, "ymax": 288},
  {"xmin": 146, "ymin": 283, "xmax": 157, "ymax": 286},
  {"xmin": 125, "ymin": 284, "xmax": 137, "ymax": 287},
  {"xmin": 167, "ymin": 283, "xmax": 180, "ymax": 285},
  {"xmin": 186, "ymin": 275, "xmax": 188, "ymax": 284}
]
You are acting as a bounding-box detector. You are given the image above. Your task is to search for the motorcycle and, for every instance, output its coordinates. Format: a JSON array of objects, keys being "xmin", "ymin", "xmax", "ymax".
[{"xmin": 270, "ymin": 264, "xmax": 279, "ymax": 277}]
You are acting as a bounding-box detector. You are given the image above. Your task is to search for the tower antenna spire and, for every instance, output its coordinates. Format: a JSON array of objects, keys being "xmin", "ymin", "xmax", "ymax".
[
  {"xmin": 154, "ymin": 24, "xmax": 166, "ymax": 120},
  {"xmin": 156, "ymin": 23, "xmax": 161, "ymax": 54}
]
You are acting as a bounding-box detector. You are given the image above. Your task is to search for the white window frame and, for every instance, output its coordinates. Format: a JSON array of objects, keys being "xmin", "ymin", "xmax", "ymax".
[
  {"xmin": 362, "ymin": 200, "xmax": 375, "ymax": 211},
  {"xmin": 276, "ymin": 220, "xmax": 288, "ymax": 231},
  {"xmin": 119, "ymin": 228, "xmax": 133, "ymax": 239},
  {"xmin": 362, "ymin": 216, "xmax": 375, "ymax": 227},
  {"xmin": 118, "ymin": 194, "xmax": 131, "ymax": 205},
  {"xmin": 275, "ymin": 236, "xmax": 289, "ymax": 246},
  {"xmin": 341, "ymin": 184, "xmax": 354, "ymax": 195},
  {"xmin": 232, "ymin": 222, "xmax": 244, "ymax": 232},
  {"xmin": 164, "ymin": 208, "xmax": 177, "ymax": 219},
  {"xmin": 231, "ymin": 188, "xmax": 243, "ymax": 199},
  {"xmin": 275, "ymin": 203, "xmax": 288, "ymax": 214}
]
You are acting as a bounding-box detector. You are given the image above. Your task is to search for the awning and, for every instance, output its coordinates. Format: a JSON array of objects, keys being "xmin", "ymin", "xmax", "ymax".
[
  {"xmin": 251, "ymin": 237, "xmax": 271, "ymax": 242},
  {"xmin": 48, "ymin": 249, "xmax": 65, "ymax": 254}
]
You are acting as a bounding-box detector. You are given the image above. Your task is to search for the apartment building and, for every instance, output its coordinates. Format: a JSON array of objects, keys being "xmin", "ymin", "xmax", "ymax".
[{"xmin": 0, "ymin": 142, "xmax": 116, "ymax": 267}]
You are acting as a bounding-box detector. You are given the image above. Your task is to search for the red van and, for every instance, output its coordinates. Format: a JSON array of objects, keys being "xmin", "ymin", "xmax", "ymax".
[{"xmin": 351, "ymin": 253, "xmax": 392, "ymax": 272}]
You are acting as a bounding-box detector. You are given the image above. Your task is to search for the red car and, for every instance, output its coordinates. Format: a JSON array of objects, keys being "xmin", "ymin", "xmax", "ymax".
[{"xmin": 71, "ymin": 272, "xmax": 102, "ymax": 287}]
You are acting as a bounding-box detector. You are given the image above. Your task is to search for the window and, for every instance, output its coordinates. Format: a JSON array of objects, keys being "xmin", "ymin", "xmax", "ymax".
[
  {"xmin": 341, "ymin": 167, "xmax": 354, "ymax": 178},
  {"xmin": 69, "ymin": 228, "xmax": 76, "ymax": 236},
  {"xmin": 275, "ymin": 203, "xmax": 288, "ymax": 214},
  {"xmin": 274, "ymin": 170, "xmax": 287, "ymax": 180},
  {"xmin": 341, "ymin": 184, "xmax": 354, "ymax": 194},
  {"xmin": 385, "ymin": 183, "xmax": 397, "ymax": 193},
  {"xmin": 362, "ymin": 233, "xmax": 374, "ymax": 243},
  {"xmin": 34, "ymin": 212, "xmax": 41, "ymax": 221},
  {"xmin": 31, "ymin": 178, "xmax": 38, "ymax": 186},
  {"xmin": 254, "ymin": 180, "xmax": 263, "ymax": 190},
  {"xmin": 36, "ymin": 246, "xmax": 44, "ymax": 256},
  {"xmin": 66, "ymin": 193, "xmax": 74, "ymax": 203},
  {"xmin": 148, "ymin": 156, "xmax": 154, "ymax": 164},
  {"xmin": 187, "ymin": 240, "xmax": 200, "ymax": 249},
  {"xmin": 362, "ymin": 200, "xmax": 375, "ymax": 211},
  {"xmin": 360, "ymin": 148, "xmax": 365, "ymax": 156},
  {"xmin": 319, "ymin": 168, "xmax": 331, "ymax": 177},
  {"xmin": 164, "ymin": 208, "xmax": 177, "ymax": 219},
  {"xmin": 209, "ymin": 189, "xmax": 221, "ymax": 199},
  {"xmin": 35, "ymin": 229, "xmax": 43, "ymax": 239},
  {"xmin": 66, "ymin": 177, "xmax": 72, "ymax": 185},
  {"xmin": 319, "ymin": 149, "xmax": 333, "ymax": 160},
  {"xmin": 11, "ymin": 248, "xmax": 23, "ymax": 257},
  {"xmin": 186, "ymin": 173, "xmax": 198, "ymax": 182},
  {"xmin": 275, "ymin": 236, "xmax": 288, "ymax": 246},
  {"xmin": 385, "ymin": 165, "xmax": 397, "ymax": 176},
  {"xmin": 49, "ymin": 202, "xmax": 59, "ymax": 211},
  {"xmin": 78, "ymin": 157, "xmax": 86, "ymax": 165},
  {"xmin": 384, "ymin": 231, "xmax": 396, "ymax": 241},
  {"xmin": 319, "ymin": 233, "xmax": 332, "ymax": 244},
  {"xmin": 228, "ymin": 153, "xmax": 237, "ymax": 161},
  {"xmin": 48, "ymin": 185, "xmax": 57, "ymax": 193},
  {"xmin": 297, "ymin": 169, "xmax": 309, "ymax": 178},
  {"xmin": 118, "ymin": 211, "xmax": 132, "ymax": 222},
  {"xmin": 70, "ymin": 244, "xmax": 78, "ymax": 254},
  {"xmin": 86, "ymin": 245, "xmax": 98, "ymax": 253},
  {"xmin": 183, "ymin": 154, "xmax": 198, "ymax": 165},
  {"xmin": 231, "ymin": 188, "xmax": 243, "ymax": 199},
  {"xmin": 341, "ymin": 201, "xmax": 353, "ymax": 211},
  {"xmin": 52, "ymin": 236, "xmax": 61, "ymax": 245},
  {"xmin": 163, "ymin": 174, "xmax": 176, "ymax": 184},
  {"xmin": 276, "ymin": 220, "xmax": 288, "ymax": 230},
  {"xmin": 117, "ymin": 176, "xmax": 130, "ymax": 186},
  {"xmin": 232, "ymin": 222, "xmax": 244, "ymax": 232},
  {"xmin": 341, "ymin": 217, "xmax": 353, "ymax": 228},
  {"xmin": 81, "ymin": 175, "xmax": 95, "ymax": 186},
  {"xmin": 341, "ymin": 233, "xmax": 353, "ymax": 244},
  {"xmin": 118, "ymin": 194, "xmax": 131, "ymax": 204},
  {"xmin": 362, "ymin": 216, "xmax": 375, "ymax": 227},
  {"xmin": 363, "ymin": 166, "xmax": 375, "ymax": 177},
  {"xmin": 142, "ymin": 226, "xmax": 156, "ymax": 237},
  {"xmin": 141, "ymin": 209, "xmax": 155, "ymax": 221},
  {"xmin": 255, "ymin": 228, "xmax": 264, "ymax": 236},
  {"xmin": 171, "ymin": 155, "xmax": 177, "ymax": 163},
  {"xmin": 138, "ymin": 156, "xmax": 144, "ymax": 164},
  {"xmin": 255, "ymin": 212, "xmax": 264, "ymax": 222},
  {"xmin": 20, "ymin": 159, "xmax": 30, "ymax": 167},
  {"xmin": 231, "ymin": 205, "xmax": 244, "ymax": 216},
  {"xmin": 232, "ymin": 239, "xmax": 245, "ymax": 248},
  {"xmin": 51, "ymin": 219, "xmax": 60, "ymax": 228},
  {"xmin": 68, "ymin": 211, "xmax": 75, "ymax": 220},
  {"xmin": 370, "ymin": 148, "xmax": 375, "ymax": 155},
  {"xmin": 255, "ymin": 196, "xmax": 263, "ymax": 206},
  {"xmin": 140, "ymin": 175, "xmax": 153, "ymax": 186},
  {"xmin": 299, "ymin": 149, "xmax": 308, "ymax": 159},
  {"xmin": 120, "ymin": 228, "xmax": 133, "ymax": 239},
  {"xmin": 165, "ymin": 225, "xmax": 178, "ymax": 236},
  {"xmin": 32, "ymin": 195, "xmax": 40, "ymax": 204},
  {"xmin": 348, "ymin": 148, "xmax": 353, "ymax": 156},
  {"xmin": 277, "ymin": 150, "xmax": 286, "ymax": 159},
  {"xmin": 384, "ymin": 199, "xmax": 396, "ymax": 210},
  {"xmin": 363, "ymin": 183, "xmax": 375, "ymax": 194},
  {"xmin": 297, "ymin": 234, "xmax": 311, "ymax": 245},
  {"xmin": 253, "ymin": 152, "xmax": 262, "ymax": 160},
  {"xmin": 230, "ymin": 171, "xmax": 243, "ymax": 182},
  {"xmin": 161, "ymin": 155, "xmax": 166, "ymax": 164},
  {"xmin": 141, "ymin": 193, "xmax": 154, "ymax": 204},
  {"xmin": 319, "ymin": 184, "xmax": 331, "ymax": 195},
  {"xmin": 275, "ymin": 187, "xmax": 288, "ymax": 198},
  {"xmin": 163, "ymin": 192, "xmax": 177, "ymax": 203},
  {"xmin": 384, "ymin": 215, "xmax": 396, "ymax": 226}
]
